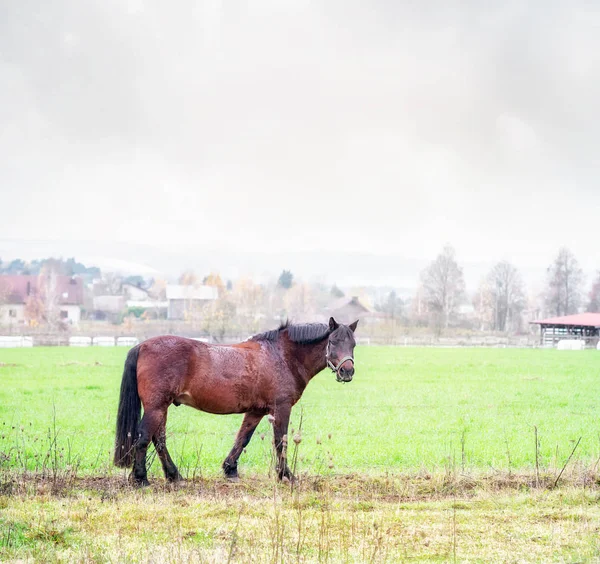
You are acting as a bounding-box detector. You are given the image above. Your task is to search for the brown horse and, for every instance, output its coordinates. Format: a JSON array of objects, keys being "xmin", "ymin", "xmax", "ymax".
[{"xmin": 114, "ymin": 317, "xmax": 358, "ymax": 485}]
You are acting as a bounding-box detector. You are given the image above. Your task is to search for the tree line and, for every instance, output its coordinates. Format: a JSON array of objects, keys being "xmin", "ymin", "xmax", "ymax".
[
  {"xmin": 0, "ymin": 257, "xmax": 100, "ymax": 280},
  {"xmin": 415, "ymin": 245, "xmax": 599, "ymax": 335},
  {"xmin": 1, "ymin": 248, "xmax": 598, "ymax": 337}
]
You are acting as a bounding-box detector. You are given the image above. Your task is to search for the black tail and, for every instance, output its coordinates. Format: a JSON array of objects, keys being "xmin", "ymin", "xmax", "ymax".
[{"xmin": 114, "ymin": 345, "xmax": 141, "ymax": 467}]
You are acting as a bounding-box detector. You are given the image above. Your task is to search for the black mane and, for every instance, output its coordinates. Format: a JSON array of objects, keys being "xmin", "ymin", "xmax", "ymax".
[{"xmin": 251, "ymin": 321, "xmax": 330, "ymax": 345}]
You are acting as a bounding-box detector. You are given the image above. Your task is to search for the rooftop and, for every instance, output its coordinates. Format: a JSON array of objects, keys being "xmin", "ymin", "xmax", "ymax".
[
  {"xmin": 530, "ymin": 313, "xmax": 600, "ymax": 328},
  {"xmin": 0, "ymin": 275, "xmax": 84, "ymax": 306}
]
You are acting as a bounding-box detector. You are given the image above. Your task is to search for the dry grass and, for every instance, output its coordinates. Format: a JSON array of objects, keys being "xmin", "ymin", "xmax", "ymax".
[{"xmin": 1, "ymin": 470, "xmax": 599, "ymax": 563}]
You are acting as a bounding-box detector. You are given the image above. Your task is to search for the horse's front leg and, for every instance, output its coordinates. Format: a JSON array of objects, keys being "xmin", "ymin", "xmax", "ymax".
[
  {"xmin": 270, "ymin": 405, "xmax": 294, "ymax": 482},
  {"xmin": 222, "ymin": 411, "xmax": 263, "ymax": 480}
]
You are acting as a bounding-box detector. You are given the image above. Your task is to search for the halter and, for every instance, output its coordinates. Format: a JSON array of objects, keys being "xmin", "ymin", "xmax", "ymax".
[{"xmin": 326, "ymin": 341, "xmax": 355, "ymax": 382}]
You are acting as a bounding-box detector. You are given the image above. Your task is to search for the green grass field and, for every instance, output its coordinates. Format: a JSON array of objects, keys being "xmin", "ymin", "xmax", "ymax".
[
  {"xmin": 1, "ymin": 346, "xmax": 599, "ymax": 476},
  {"xmin": 2, "ymin": 345, "xmax": 600, "ymax": 562}
]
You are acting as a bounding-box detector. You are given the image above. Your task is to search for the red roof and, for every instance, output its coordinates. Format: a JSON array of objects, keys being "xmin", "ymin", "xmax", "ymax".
[
  {"xmin": 530, "ymin": 313, "xmax": 600, "ymax": 328},
  {"xmin": 0, "ymin": 275, "xmax": 84, "ymax": 306}
]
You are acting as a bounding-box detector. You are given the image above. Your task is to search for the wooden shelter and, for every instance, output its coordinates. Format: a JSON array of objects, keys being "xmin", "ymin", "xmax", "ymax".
[{"xmin": 530, "ymin": 313, "xmax": 600, "ymax": 347}]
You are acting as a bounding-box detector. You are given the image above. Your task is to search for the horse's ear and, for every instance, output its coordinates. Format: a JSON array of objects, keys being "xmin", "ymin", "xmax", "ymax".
[
  {"xmin": 329, "ymin": 317, "xmax": 339, "ymax": 331},
  {"xmin": 349, "ymin": 319, "xmax": 359, "ymax": 332}
]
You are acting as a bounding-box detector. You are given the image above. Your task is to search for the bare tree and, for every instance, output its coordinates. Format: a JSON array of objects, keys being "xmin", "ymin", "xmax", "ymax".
[
  {"xmin": 473, "ymin": 278, "xmax": 494, "ymax": 331},
  {"xmin": 0, "ymin": 278, "xmax": 12, "ymax": 326},
  {"xmin": 484, "ymin": 261, "xmax": 526, "ymax": 331},
  {"xmin": 421, "ymin": 245, "xmax": 465, "ymax": 333},
  {"xmin": 587, "ymin": 271, "xmax": 600, "ymax": 312},
  {"xmin": 545, "ymin": 248, "xmax": 583, "ymax": 316},
  {"xmin": 39, "ymin": 268, "xmax": 62, "ymax": 329}
]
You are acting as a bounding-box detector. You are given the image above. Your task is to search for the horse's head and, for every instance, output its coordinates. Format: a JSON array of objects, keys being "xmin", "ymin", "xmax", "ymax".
[{"xmin": 326, "ymin": 317, "xmax": 358, "ymax": 383}]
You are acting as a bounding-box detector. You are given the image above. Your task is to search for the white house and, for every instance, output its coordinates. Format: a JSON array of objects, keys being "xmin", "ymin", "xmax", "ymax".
[{"xmin": 166, "ymin": 285, "xmax": 219, "ymax": 320}]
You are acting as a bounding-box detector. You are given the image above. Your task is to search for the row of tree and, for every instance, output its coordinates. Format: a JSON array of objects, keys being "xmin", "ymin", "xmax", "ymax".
[
  {"xmin": 0, "ymin": 257, "xmax": 100, "ymax": 280},
  {"xmin": 417, "ymin": 245, "xmax": 599, "ymax": 334},
  {"xmin": 2, "ymin": 248, "xmax": 598, "ymax": 337}
]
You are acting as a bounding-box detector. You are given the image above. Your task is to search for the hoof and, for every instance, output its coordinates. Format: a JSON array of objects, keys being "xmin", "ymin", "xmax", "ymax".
[
  {"xmin": 166, "ymin": 473, "xmax": 183, "ymax": 483},
  {"xmin": 277, "ymin": 469, "xmax": 295, "ymax": 484},
  {"xmin": 222, "ymin": 461, "xmax": 239, "ymax": 481},
  {"xmin": 129, "ymin": 473, "xmax": 150, "ymax": 487}
]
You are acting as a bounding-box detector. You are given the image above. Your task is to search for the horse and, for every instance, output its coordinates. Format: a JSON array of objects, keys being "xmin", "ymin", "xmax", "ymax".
[{"xmin": 114, "ymin": 317, "xmax": 358, "ymax": 485}]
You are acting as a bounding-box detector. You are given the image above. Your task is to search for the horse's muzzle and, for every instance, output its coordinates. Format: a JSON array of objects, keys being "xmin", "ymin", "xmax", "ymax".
[{"xmin": 336, "ymin": 362, "xmax": 355, "ymax": 383}]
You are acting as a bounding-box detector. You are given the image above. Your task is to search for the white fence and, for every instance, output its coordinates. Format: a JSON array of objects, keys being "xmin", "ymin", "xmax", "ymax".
[
  {"xmin": 69, "ymin": 336, "xmax": 93, "ymax": 347},
  {"xmin": 0, "ymin": 336, "xmax": 33, "ymax": 348},
  {"xmin": 0, "ymin": 334, "xmax": 597, "ymax": 350},
  {"xmin": 117, "ymin": 337, "xmax": 139, "ymax": 347},
  {"xmin": 93, "ymin": 336, "xmax": 116, "ymax": 347},
  {"xmin": 0, "ymin": 335, "xmax": 141, "ymax": 348},
  {"xmin": 69, "ymin": 336, "xmax": 138, "ymax": 347}
]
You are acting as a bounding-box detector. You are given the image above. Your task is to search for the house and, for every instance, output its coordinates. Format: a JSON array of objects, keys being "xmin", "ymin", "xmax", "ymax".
[
  {"xmin": 0, "ymin": 274, "xmax": 84, "ymax": 326},
  {"xmin": 166, "ymin": 285, "xmax": 219, "ymax": 320},
  {"xmin": 122, "ymin": 283, "xmax": 149, "ymax": 301},
  {"xmin": 324, "ymin": 296, "xmax": 381, "ymax": 324},
  {"xmin": 91, "ymin": 295, "xmax": 126, "ymax": 321}
]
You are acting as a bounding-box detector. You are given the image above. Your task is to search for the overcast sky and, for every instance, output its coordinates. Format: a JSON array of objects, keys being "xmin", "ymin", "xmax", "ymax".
[{"xmin": 1, "ymin": 1, "xmax": 599, "ymax": 284}]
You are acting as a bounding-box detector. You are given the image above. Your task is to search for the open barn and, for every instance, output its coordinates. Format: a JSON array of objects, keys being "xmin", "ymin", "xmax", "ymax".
[{"xmin": 530, "ymin": 312, "xmax": 600, "ymax": 348}]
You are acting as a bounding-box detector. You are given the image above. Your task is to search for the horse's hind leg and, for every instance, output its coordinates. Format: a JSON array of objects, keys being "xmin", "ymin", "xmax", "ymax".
[
  {"xmin": 153, "ymin": 411, "xmax": 182, "ymax": 482},
  {"xmin": 132, "ymin": 407, "xmax": 165, "ymax": 486},
  {"xmin": 222, "ymin": 411, "xmax": 263, "ymax": 480}
]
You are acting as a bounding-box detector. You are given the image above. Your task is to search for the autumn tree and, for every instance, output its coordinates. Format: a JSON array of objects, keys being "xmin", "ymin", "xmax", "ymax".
[
  {"xmin": 24, "ymin": 293, "xmax": 45, "ymax": 326},
  {"xmin": 545, "ymin": 248, "xmax": 583, "ymax": 316},
  {"xmin": 203, "ymin": 272, "xmax": 225, "ymax": 295},
  {"xmin": 587, "ymin": 272, "xmax": 600, "ymax": 312},
  {"xmin": 283, "ymin": 283, "xmax": 315, "ymax": 321},
  {"xmin": 148, "ymin": 277, "xmax": 168, "ymax": 301},
  {"xmin": 231, "ymin": 278, "xmax": 265, "ymax": 334},
  {"xmin": 202, "ymin": 297, "xmax": 237, "ymax": 342},
  {"xmin": 421, "ymin": 245, "xmax": 465, "ymax": 333},
  {"xmin": 23, "ymin": 267, "xmax": 63, "ymax": 329},
  {"xmin": 178, "ymin": 270, "xmax": 198, "ymax": 286}
]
